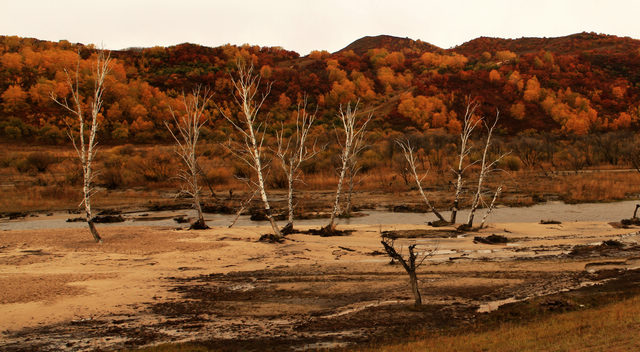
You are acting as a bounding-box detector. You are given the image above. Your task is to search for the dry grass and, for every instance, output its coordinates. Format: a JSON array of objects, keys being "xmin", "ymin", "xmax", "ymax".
[
  {"xmin": 554, "ymin": 173, "xmax": 640, "ymax": 203},
  {"xmin": 3, "ymin": 143, "xmax": 640, "ymax": 212},
  {"xmin": 355, "ymin": 295, "xmax": 640, "ymax": 352}
]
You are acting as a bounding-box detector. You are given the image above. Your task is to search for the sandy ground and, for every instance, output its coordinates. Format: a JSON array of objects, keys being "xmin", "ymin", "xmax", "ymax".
[{"xmin": 1, "ymin": 221, "xmax": 640, "ymax": 351}]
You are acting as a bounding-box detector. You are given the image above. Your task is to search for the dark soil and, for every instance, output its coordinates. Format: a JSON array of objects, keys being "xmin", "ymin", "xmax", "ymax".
[
  {"xmin": 5, "ymin": 255, "xmax": 640, "ymax": 351},
  {"xmin": 474, "ymin": 234, "xmax": 510, "ymax": 244},
  {"xmin": 303, "ymin": 226, "xmax": 354, "ymax": 237},
  {"xmin": 65, "ymin": 217, "xmax": 86, "ymax": 222},
  {"xmin": 540, "ymin": 219, "xmax": 562, "ymax": 224},
  {"xmin": 201, "ymin": 203, "xmax": 234, "ymax": 214},
  {"xmin": 93, "ymin": 215, "xmax": 125, "ymax": 223},
  {"xmin": 568, "ymin": 241, "xmax": 634, "ymax": 257},
  {"xmin": 621, "ymin": 217, "xmax": 640, "ymax": 226},
  {"xmin": 381, "ymin": 229, "xmax": 460, "ymax": 239},
  {"xmin": 189, "ymin": 218, "xmax": 210, "ymax": 230}
]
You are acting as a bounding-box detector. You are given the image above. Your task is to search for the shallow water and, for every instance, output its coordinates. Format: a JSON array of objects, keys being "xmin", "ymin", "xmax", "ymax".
[{"xmin": 1, "ymin": 200, "xmax": 638, "ymax": 231}]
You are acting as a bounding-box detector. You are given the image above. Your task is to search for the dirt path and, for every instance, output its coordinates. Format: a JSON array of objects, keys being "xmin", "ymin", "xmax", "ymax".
[{"xmin": 1, "ymin": 222, "xmax": 640, "ymax": 351}]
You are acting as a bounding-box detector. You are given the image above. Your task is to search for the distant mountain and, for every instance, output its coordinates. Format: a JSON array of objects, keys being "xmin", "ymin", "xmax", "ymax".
[
  {"xmin": 336, "ymin": 34, "xmax": 444, "ymax": 55},
  {"xmin": 453, "ymin": 32, "xmax": 640, "ymax": 57}
]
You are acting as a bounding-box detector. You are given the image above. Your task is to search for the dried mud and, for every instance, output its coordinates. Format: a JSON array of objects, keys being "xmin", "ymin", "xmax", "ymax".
[{"xmin": 1, "ymin": 222, "xmax": 640, "ymax": 351}]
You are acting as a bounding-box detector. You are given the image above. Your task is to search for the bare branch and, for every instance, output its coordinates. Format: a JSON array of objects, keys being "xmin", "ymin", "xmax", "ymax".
[
  {"xmin": 395, "ymin": 138, "xmax": 446, "ymax": 222},
  {"xmin": 165, "ymin": 86, "xmax": 213, "ymax": 229},
  {"xmin": 49, "ymin": 49, "xmax": 111, "ymax": 243},
  {"xmin": 222, "ymin": 60, "xmax": 281, "ymax": 239}
]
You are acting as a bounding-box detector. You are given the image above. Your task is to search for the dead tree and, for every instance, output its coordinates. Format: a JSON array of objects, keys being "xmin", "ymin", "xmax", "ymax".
[
  {"xmin": 381, "ymin": 237, "xmax": 434, "ymax": 306},
  {"xmin": 50, "ymin": 50, "xmax": 111, "ymax": 243},
  {"xmin": 165, "ymin": 87, "xmax": 213, "ymax": 230},
  {"xmin": 466, "ymin": 111, "xmax": 508, "ymax": 228},
  {"xmin": 220, "ymin": 61, "xmax": 282, "ymax": 239},
  {"xmin": 396, "ymin": 138, "xmax": 446, "ymax": 223},
  {"xmin": 274, "ymin": 95, "xmax": 319, "ymax": 231},
  {"xmin": 450, "ymin": 98, "xmax": 481, "ymax": 224},
  {"xmin": 325, "ymin": 101, "xmax": 372, "ymax": 232}
]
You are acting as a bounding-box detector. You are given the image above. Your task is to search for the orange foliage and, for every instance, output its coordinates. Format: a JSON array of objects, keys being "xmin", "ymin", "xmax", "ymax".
[
  {"xmin": 611, "ymin": 112, "xmax": 632, "ymax": 129},
  {"xmin": 308, "ymin": 50, "xmax": 330, "ymax": 60},
  {"xmin": 384, "ymin": 51, "xmax": 405, "ymax": 70},
  {"xmin": 419, "ymin": 52, "xmax": 468, "ymax": 70},
  {"xmin": 2, "ymin": 85, "xmax": 28, "ymax": 112},
  {"xmin": 489, "ymin": 69, "xmax": 501, "ymax": 82},
  {"xmin": 1, "ymin": 52, "xmax": 23, "ymax": 71},
  {"xmin": 510, "ymin": 102, "xmax": 526, "ymax": 120},
  {"xmin": 523, "ymin": 76, "xmax": 541, "ymax": 102},
  {"xmin": 508, "ymin": 71, "xmax": 524, "ymax": 91},
  {"xmin": 397, "ymin": 93, "xmax": 453, "ymax": 130},
  {"xmin": 277, "ymin": 93, "xmax": 291, "ymax": 108},
  {"xmin": 611, "ymin": 86, "xmax": 626, "ymax": 100},
  {"xmin": 495, "ymin": 50, "xmax": 517, "ymax": 62},
  {"xmin": 260, "ymin": 65, "xmax": 272, "ymax": 79}
]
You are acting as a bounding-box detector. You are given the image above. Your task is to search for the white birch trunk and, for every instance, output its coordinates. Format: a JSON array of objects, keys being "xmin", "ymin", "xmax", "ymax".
[
  {"xmin": 221, "ymin": 62, "xmax": 281, "ymax": 238},
  {"xmin": 450, "ymin": 99, "xmax": 480, "ymax": 224},
  {"xmin": 467, "ymin": 112, "xmax": 505, "ymax": 228},
  {"xmin": 326, "ymin": 102, "xmax": 371, "ymax": 230},
  {"xmin": 51, "ymin": 50, "xmax": 110, "ymax": 243},
  {"xmin": 165, "ymin": 87, "xmax": 212, "ymax": 229}
]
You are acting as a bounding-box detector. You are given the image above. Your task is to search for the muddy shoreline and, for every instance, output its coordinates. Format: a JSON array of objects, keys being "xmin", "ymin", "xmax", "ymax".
[{"xmin": 1, "ymin": 221, "xmax": 640, "ymax": 351}]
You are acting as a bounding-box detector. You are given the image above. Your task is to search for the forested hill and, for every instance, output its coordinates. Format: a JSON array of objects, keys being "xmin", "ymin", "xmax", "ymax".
[{"xmin": 1, "ymin": 32, "xmax": 639, "ymax": 144}]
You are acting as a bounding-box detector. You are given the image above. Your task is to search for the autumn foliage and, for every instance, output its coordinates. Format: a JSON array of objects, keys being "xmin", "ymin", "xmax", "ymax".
[{"xmin": 1, "ymin": 32, "xmax": 640, "ymax": 144}]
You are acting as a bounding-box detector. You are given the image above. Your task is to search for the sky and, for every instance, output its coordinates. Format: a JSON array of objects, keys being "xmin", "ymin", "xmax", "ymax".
[{"xmin": 1, "ymin": 0, "xmax": 639, "ymax": 55}]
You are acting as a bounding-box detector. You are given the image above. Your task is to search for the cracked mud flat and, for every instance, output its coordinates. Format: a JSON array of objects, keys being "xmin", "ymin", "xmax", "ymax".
[{"xmin": 2, "ymin": 222, "xmax": 640, "ymax": 351}]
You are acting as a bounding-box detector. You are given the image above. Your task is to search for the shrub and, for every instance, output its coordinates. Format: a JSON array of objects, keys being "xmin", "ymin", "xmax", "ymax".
[
  {"xmin": 26, "ymin": 151, "xmax": 58, "ymax": 172},
  {"xmin": 37, "ymin": 124, "xmax": 65, "ymax": 144},
  {"xmin": 501, "ymin": 155, "xmax": 522, "ymax": 171}
]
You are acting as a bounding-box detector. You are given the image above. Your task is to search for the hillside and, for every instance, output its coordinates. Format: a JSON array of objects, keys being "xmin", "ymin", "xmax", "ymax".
[
  {"xmin": 1, "ymin": 32, "xmax": 639, "ymax": 144},
  {"xmin": 336, "ymin": 34, "xmax": 443, "ymax": 55}
]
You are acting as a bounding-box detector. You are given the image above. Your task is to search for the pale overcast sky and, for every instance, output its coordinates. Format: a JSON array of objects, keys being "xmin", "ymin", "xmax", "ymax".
[{"xmin": 1, "ymin": 0, "xmax": 638, "ymax": 54}]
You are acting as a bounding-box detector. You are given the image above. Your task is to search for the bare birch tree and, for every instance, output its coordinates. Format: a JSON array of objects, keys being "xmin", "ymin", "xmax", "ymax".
[
  {"xmin": 450, "ymin": 98, "xmax": 481, "ymax": 224},
  {"xmin": 396, "ymin": 138, "xmax": 447, "ymax": 224},
  {"xmin": 50, "ymin": 50, "xmax": 111, "ymax": 243},
  {"xmin": 466, "ymin": 112, "xmax": 508, "ymax": 228},
  {"xmin": 274, "ymin": 95, "xmax": 319, "ymax": 232},
  {"xmin": 165, "ymin": 87, "xmax": 213, "ymax": 229},
  {"xmin": 220, "ymin": 61, "xmax": 282, "ymax": 239},
  {"xmin": 325, "ymin": 101, "xmax": 372, "ymax": 232}
]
